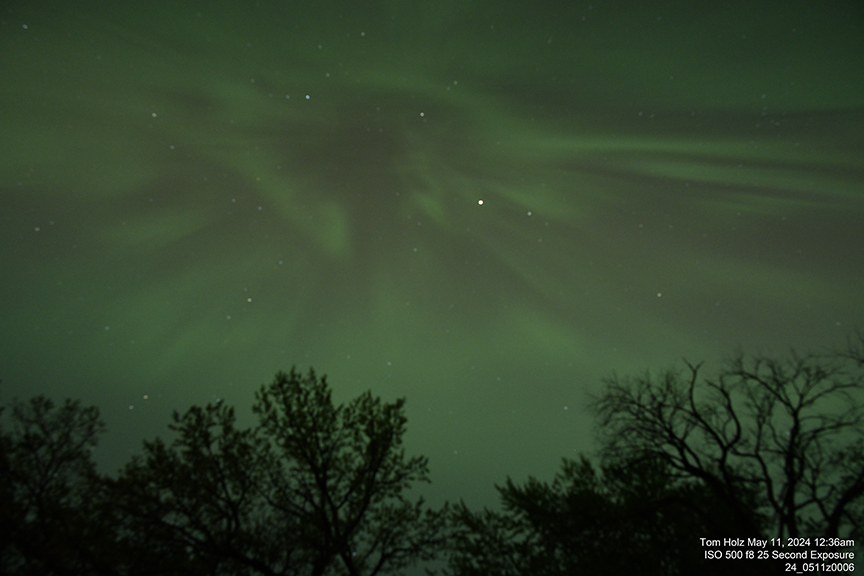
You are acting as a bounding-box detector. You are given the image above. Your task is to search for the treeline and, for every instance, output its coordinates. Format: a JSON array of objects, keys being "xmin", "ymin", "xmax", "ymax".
[{"xmin": 2, "ymin": 339, "xmax": 863, "ymax": 575}]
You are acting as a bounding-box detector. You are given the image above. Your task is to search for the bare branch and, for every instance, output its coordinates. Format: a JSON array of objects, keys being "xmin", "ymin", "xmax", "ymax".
[{"xmin": 592, "ymin": 342, "xmax": 864, "ymax": 540}]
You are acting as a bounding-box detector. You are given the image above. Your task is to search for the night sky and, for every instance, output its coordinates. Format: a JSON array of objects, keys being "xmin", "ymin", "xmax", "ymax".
[{"xmin": 2, "ymin": 0, "xmax": 863, "ymax": 510}]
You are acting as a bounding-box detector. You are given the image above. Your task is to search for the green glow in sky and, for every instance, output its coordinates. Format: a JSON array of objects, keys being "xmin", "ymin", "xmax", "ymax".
[{"xmin": 1, "ymin": 0, "xmax": 862, "ymax": 508}]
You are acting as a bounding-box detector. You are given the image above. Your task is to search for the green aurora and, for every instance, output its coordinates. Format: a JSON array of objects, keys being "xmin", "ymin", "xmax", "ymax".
[{"xmin": 1, "ymin": 0, "xmax": 863, "ymax": 507}]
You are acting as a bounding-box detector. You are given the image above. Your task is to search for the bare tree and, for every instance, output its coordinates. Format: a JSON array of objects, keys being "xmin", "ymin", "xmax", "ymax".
[
  {"xmin": 592, "ymin": 338, "xmax": 864, "ymax": 542},
  {"xmin": 253, "ymin": 368, "xmax": 447, "ymax": 576},
  {"xmin": 445, "ymin": 456, "xmax": 743, "ymax": 576},
  {"xmin": 111, "ymin": 367, "xmax": 446, "ymax": 576},
  {"xmin": 0, "ymin": 395, "xmax": 120, "ymax": 575},
  {"xmin": 2, "ymin": 369, "xmax": 446, "ymax": 575},
  {"xmin": 110, "ymin": 401, "xmax": 286, "ymax": 576}
]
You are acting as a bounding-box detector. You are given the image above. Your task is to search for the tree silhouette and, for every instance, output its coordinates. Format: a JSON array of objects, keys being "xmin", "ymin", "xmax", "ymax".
[
  {"xmin": 445, "ymin": 339, "xmax": 864, "ymax": 576},
  {"xmin": 252, "ymin": 368, "xmax": 446, "ymax": 576},
  {"xmin": 1, "ymin": 368, "xmax": 445, "ymax": 575},
  {"xmin": 591, "ymin": 339, "xmax": 864, "ymax": 543},
  {"xmin": 445, "ymin": 456, "xmax": 758, "ymax": 576},
  {"xmin": 109, "ymin": 400, "xmax": 282, "ymax": 575},
  {"xmin": 8, "ymin": 341, "xmax": 861, "ymax": 576},
  {"xmin": 109, "ymin": 367, "xmax": 447, "ymax": 576},
  {"xmin": 0, "ymin": 394, "xmax": 117, "ymax": 575}
]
